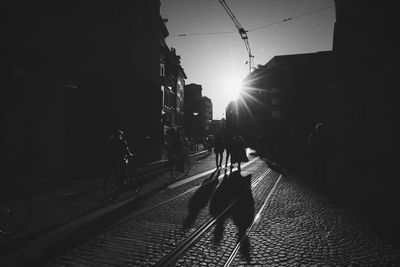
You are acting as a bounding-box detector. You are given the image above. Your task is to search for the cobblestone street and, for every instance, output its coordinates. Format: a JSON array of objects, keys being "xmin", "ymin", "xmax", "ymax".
[
  {"xmin": 2, "ymin": 152, "xmax": 399, "ymax": 266},
  {"xmin": 4, "ymin": 0, "xmax": 400, "ymax": 266}
]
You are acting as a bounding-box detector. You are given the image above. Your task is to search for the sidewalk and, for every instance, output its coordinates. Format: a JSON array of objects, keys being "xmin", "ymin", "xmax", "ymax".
[
  {"xmin": 262, "ymin": 149, "xmax": 400, "ymax": 249},
  {"xmin": 0, "ymin": 150, "xmax": 209, "ymax": 256}
]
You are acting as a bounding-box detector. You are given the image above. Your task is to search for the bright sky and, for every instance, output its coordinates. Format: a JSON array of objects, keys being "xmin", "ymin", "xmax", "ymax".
[{"xmin": 160, "ymin": 0, "xmax": 336, "ymax": 119}]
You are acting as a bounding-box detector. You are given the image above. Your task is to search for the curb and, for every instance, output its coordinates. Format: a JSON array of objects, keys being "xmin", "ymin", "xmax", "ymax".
[
  {"xmin": 25, "ymin": 151, "xmax": 208, "ymax": 265},
  {"xmin": 23, "ymin": 150, "xmax": 208, "ymax": 194},
  {"xmin": 25, "ymin": 193, "xmax": 145, "ymax": 266}
]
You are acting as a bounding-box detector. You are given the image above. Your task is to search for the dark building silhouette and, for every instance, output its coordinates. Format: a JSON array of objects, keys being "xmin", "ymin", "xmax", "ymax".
[
  {"xmin": 160, "ymin": 18, "xmax": 174, "ymax": 128},
  {"xmin": 170, "ymin": 48, "xmax": 187, "ymax": 127},
  {"xmin": 184, "ymin": 83, "xmax": 213, "ymax": 138},
  {"xmin": 160, "ymin": 21, "xmax": 187, "ymax": 129},
  {"xmin": 201, "ymin": 96, "xmax": 213, "ymax": 126},
  {"xmin": 1, "ymin": 0, "xmax": 163, "ymax": 182},
  {"xmin": 333, "ymin": 0, "xmax": 400, "ymax": 163},
  {"xmin": 331, "ymin": 0, "xmax": 400, "ymax": 240},
  {"xmin": 184, "ymin": 83, "xmax": 202, "ymax": 137},
  {"xmin": 231, "ymin": 51, "xmax": 337, "ymax": 169},
  {"xmin": 206, "ymin": 119, "xmax": 226, "ymax": 136},
  {"xmin": 184, "ymin": 84, "xmax": 203, "ymax": 105}
]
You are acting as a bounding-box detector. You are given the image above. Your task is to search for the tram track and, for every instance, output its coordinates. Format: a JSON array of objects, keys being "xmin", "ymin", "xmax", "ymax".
[
  {"xmin": 104, "ymin": 157, "xmax": 260, "ymax": 231},
  {"xmin": 42, "ymin": 158, "xmax": 278, "ymax": 266},
  {"xmin": 224, "ymin": 174, "xmax": 282, "ymax": 267},
  {"xmin": 154, "ymin": 169, "xmax": 280, "ymax": 267}
]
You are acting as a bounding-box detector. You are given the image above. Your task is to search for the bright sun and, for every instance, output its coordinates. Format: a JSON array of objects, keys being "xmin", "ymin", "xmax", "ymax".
[{"xmin": 224, "ymin": 76, "xmax": 242, "ymax": 101}]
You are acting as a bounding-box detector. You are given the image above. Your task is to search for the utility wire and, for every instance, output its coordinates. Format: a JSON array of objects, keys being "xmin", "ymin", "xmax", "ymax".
[
  {"xmin": 169, "ymin": 5, "xmax": 334, "ymax": 37},
  {"xmin": 218, "ymin": 0, "xmax": 254, "ymax": 73},
  {"xmin": 248, "ymin": 5, "xmax": 334, "ymax": 32},
  {"xmin": 174, "ymin": 31, "xmax": 233, "ymax": 37}
]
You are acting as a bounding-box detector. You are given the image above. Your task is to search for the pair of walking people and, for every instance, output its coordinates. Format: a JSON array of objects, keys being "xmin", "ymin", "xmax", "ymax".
[{"xmin": 214, "ymin": 131, "xmax": 248, "ymax": 173}]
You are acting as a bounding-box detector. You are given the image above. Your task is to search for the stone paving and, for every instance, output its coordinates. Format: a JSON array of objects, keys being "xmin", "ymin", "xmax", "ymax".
[
  {"xmin": 176, "ymin": 165, "xmax": 279, "ymax": 266},
  {"xmin": 0, "ymin": 151, "xmax": 215, "ymax": 266},
  {"xmin": 41, "ymin": 161, "xmax": 266, "ymax": 266},
  {"xmin": 45, "ymin": 158, "xmax": 400, "ymax": 266},
  {"xmin": 2, "ymin": 150, "xmax": 400, "ymax": 266},
  {"xmin": 232, "ymin": 176, "xmax": 400, "ymax": 266}
]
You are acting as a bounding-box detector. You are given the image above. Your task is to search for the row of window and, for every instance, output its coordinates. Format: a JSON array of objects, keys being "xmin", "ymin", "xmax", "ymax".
[
  {"xmin": 160, "ymin": 62, "xmax": 165, "ymax": 77},
  {"xmin": 162, "ymin": 86, "xmax": 175, "ymax": 109}
]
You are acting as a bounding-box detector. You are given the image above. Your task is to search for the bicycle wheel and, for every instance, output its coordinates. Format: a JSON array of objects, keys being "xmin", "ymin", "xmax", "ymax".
[
  {"xmin": 103, "ymin": 173, "xmax": 120, "ymax": 201},
  {"xmin": 0, "ymin": 188, "xmax": 31, "ymax": 236}
]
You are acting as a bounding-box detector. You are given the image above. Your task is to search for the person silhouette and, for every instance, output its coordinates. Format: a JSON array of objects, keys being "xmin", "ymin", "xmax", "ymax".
[
  {"xmin": 214, "ymin": 131, "xmax": 224, "ymax": 168},
  {"xmin": 231, "ymin": 134, "xmax": 249, "ymax": 173},
  {"xmin": 224, "ymin": 130, "xmax": 234, "ymax": 168},
  {"xmin": 109, "ymin": 129, "xmax": 133, "ymax": 183}
]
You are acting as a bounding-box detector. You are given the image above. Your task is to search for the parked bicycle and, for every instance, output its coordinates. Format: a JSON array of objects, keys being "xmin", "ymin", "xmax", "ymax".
[
  {"xmin": 0, "ymin": 181, "xmax": 32, "ymax": 236},
  {"xmin": 167, "ymin": 136, "xmax": 192, "ymax": 181}
]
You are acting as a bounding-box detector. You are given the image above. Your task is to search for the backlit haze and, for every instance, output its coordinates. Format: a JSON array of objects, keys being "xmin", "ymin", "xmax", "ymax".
[{"xmin": 160, "ymin": 0, "xmax": 336, "ymax": 119}]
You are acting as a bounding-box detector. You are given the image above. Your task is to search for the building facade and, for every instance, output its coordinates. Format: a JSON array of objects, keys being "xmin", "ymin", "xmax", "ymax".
[
  {"xmin": 200, "ymin": 96, "xmax": 213, "ymax": 136},
  {"xmin": 184, "ymin": 84, "xmax": 213, "ymax": 138},
  {"xmin": 333, "ymin": 0, "xmax": 400, "ymax": 162},
  {"xmin": 231, "ymin": 51, "xmax": 337, "ymax": 167},
  {"xmin": 161, "ymin": 45, "xmax": 186, "ymax": 129},
  {"xmin": 1, "ymin": 0, "xmax": 163, "ymax": 182}
]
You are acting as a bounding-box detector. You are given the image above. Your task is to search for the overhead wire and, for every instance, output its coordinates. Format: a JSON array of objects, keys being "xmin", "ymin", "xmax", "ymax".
[
  {"xmin": 174, "ymin": 31, "xmax": 233, "ymax": 37},
  {"xmin": 248, "ymin": 5, "xmax": 334, "ymax": 32},
  {"xmin": 218, "ymin": 0, "xmax": 254, "ymax": 73},
  {"xmin": 169, "ymin": 5, "xmax": 334, "ymax": 37}
]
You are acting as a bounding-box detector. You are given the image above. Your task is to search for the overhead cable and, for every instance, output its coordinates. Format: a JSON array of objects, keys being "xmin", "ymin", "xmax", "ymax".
[
  {"xmin": 169, "ymin": 5, "xmax": 334, "ymax": 37},
  {"xmin": 248, "ymin": 5, "xmax": 334, "ymax": 32}
]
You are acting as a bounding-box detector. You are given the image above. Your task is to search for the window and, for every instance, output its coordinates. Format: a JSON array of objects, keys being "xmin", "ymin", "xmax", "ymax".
[{"xmin": 160, "ymin": 63, "xmax": 165, "ymax": 77}]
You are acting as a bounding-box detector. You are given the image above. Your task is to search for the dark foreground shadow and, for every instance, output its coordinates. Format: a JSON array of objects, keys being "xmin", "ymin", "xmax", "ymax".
[
  {"xmin": 209, "ymin": 171, "xmax": 254, "ymax": 263},
  {"xmin": 182, "ymin": 169, "xmax": 220, "ymax": 229}
]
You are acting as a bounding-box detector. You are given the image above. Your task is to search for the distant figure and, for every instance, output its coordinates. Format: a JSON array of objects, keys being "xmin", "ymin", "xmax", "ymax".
[
  {"xmin": 214, "ymin": 132, "xmax": 225, "ymax": 168},
  {"xmin": 307, "ymin": 122, "xmax": 329, "ymax": 187},
  {"xmin": 231, "ymin": 134, "xmax": 249, "ymax": 173},
  {"xmin": 224, "ymin": 131, "xmax": 234, "ymax": 168}
]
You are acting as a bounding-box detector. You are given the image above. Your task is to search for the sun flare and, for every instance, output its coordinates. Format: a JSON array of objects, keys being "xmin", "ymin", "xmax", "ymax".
[{"xmin": 224, "ymin": 76, "xmax": 242, "ymax": 101}]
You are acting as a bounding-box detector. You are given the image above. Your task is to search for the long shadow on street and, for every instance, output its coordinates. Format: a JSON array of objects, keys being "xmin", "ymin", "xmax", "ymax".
[
  {"xmin": 182, "ymin": 169, "xmax": 220, "ymax": 229},
  {"xmin": 209, "ymin": 170, "xmax": 254, "ymax": 263}
]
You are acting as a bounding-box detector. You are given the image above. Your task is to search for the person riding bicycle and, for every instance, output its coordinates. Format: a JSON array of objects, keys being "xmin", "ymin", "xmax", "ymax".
[{"xmin": 109, "ymin": 130, "xmax": 134, "ymax": 182}]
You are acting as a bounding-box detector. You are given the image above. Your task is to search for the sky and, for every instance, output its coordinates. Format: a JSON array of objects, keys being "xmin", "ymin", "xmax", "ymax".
[{"xmin": 160, "ymin": 0, "xmax": 336, "ymax": 119}]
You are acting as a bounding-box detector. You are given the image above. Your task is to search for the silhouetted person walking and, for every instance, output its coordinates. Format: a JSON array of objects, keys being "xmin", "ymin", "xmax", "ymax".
[
  {"xmin": 307, "ymin": 122, "xmax": 329, "ymax": 187},
  {"xmin": 231, "ymin": 134, "xmax": 249, "ymax": 173},
  {"xmin": 214, "ymin": 132, "xmax": 224, "ymax": 168},
  {"xmin": 224, "ymin": 131, "xmax": 234, "ymax": 168}
]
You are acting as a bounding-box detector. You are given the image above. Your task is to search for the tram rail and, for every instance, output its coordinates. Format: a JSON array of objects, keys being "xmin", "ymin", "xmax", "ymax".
[
  {"xmin": 155, "ymin": 169, "xmax": 281, "ymax": 267},
  {"xmin": 39, "ymin": 158, "xmax": 280, "ymax": 266}
]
